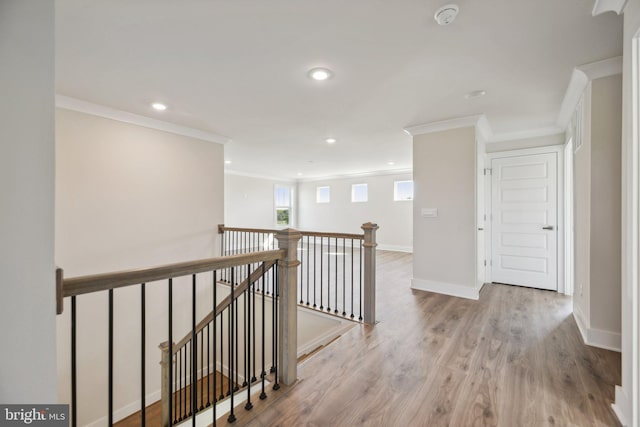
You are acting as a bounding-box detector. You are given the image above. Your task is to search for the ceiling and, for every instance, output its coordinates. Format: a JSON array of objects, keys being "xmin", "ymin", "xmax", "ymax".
[{"xmin": 55, "ymin": 0, "xmax": 623, "ymax": 180}]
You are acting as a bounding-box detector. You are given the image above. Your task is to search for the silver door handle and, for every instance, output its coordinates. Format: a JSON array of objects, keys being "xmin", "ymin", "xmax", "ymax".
[{"xmin": 542, "ymin": 226, "xmax": 554, "ymax": 230}]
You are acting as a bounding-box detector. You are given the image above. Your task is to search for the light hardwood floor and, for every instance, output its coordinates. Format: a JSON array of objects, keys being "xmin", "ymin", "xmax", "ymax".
[{"xmin": 239, "ymin": 250, "xmax": 621, "ymax": 427}]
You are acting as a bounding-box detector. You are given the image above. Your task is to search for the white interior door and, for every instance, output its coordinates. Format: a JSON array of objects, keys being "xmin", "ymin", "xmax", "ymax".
[{"xmin": 491, "ymin": 152, "xmax": 558, "ymax": 290}]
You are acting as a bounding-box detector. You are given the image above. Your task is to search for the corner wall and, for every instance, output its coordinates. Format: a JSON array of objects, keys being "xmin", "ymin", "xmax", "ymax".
[
  {"xmin": 0, "ymin": 0, "xmax": 57, "ymax": 403},
  {"xmin": 411, "ymin": 127, "xmax": 478, "ymax": 298},
  {"xmin": 55, "ymin": 108, "xmax": 225, "ymax": 425},
  {"xmin": 573, "ymin": 74, "xmax": 622, "ymax": 352}
]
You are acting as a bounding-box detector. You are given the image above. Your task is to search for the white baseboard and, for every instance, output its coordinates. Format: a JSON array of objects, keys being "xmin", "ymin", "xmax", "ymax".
[
  {"xmin": 612, "ymin": 385, "xmax": 631, "ymax": 426},
  {"xmin": 85, "ymin": 389, "xmax": 161, "ymax": 427},
  {"xmin": 376, "ymin": 244, "xmax": 413, "ymax": 253},
  {"xmin": 573, "ymin": 308, "xmax": 621, "ymax": 352},
  {"xmin": 410, "ymin": 278, "xmax": 480, "ymax": 300}
]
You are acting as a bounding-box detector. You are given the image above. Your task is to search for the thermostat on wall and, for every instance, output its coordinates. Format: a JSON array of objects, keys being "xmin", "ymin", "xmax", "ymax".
[{"xmin": 421, "ymin": 208, "xmax": 438, "ymax": 218}]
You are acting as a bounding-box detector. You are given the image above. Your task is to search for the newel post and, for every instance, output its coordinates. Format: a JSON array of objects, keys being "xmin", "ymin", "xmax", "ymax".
[
  {"xmin": 361, "ymin": 222, "xmax": 379, "ymax": 325},
  {"xmin": 275, "ymin": 228, "xmax": 301, "ymax": 385},
  {"xmin": 159, "ymin": 341, "xmax": 171, "ymax": 427}
]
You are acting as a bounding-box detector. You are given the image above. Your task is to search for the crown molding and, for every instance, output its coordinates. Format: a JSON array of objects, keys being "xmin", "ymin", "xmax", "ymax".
[
  {"xmin": 56, "ymin": 95, "xmax": 231, "ymax": 145},
  {"xmin": 403, "ymin": 114, "xmax": 485, "ymax": 137},
  {"xmin": 475, "ymin": 115, "xmax": 492, "ymax": 143},
  {"xmin": 488, "ymin": 126, "xmax": 565, "ymax": 144},
  {"xmin": 556, "ymin": 56, "xmax": 622, "ymax": 130},
  {"xmin": 297, "ymin": 168, "xmax": 413, "ymax": 183},
  {"xmin": 592, "ymin": 0, "xmax": 628, "ymax": 16},
  {"xmin": 224, "ymin": 169, "xmax": 296, "ymax": 183}
]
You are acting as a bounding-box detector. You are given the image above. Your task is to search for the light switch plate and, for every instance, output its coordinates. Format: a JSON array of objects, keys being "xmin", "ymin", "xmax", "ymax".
[{"xmin": 421, "ymin": 208, "xmax": 438, "ymax": 218}]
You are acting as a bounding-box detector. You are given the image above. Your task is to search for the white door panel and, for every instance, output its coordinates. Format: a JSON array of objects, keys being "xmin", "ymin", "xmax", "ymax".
[{"xmin": 491, "ymin": 153, "xmax": 558, "ymax": 290}]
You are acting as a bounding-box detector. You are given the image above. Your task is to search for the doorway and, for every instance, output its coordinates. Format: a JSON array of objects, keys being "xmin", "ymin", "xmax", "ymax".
[{"xmin": 486, "ymin": 146, "xmax": 564, "ymax": 292}]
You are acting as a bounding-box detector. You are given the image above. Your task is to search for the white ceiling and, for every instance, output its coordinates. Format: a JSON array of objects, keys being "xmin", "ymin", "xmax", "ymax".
[{"xmin": 55, "ymin": 0, "xmax": 622, "ymax": 180}]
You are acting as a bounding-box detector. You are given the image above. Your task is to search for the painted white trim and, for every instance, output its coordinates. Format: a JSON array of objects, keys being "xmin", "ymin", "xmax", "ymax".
[
  {"xmin": 297, "ymin": 168, "xmax": 413, "ymax": 183},
  {"xmin": 488, "ymin": 126, "xmax": 565, "ymax": 144},
  {"xmin": 296, "ymin": 308, "xmax": 356, "ymax": 358},
  {"xmin": 613, "ymin": 386, "xmax": 631, "ymax": 426},
  {"xmin": 574, "ymin": 306, "xmax": 622, "ymax": 352},
  {"xmin": 486, "ymin": 145, "xmax": 565, "ymax": 293},
  {"xmin": 377, "ymin": 244, "xmax": 413, "ymax": 253},
  {"xmin": 592, "ymin": 0, "xmax": 628, "ymax": 16},
  {"xmin": 476, "ymin": 115, "xmax": 492, "ymax": 143},
  {"xmin": 411, "ymin": 278, "xmax": 480, "ymax": 300},
  {"xmin": 404, "ymin": 115, "xmax": 485, "ymax": 136},
  {"xmin": 56, "ymin": 95, "xmax": 231, "ymax": 145},
  {"xmin": 224, "ymin": 169, "xmax": 297, "ymax": 183},
  {"xmin": 557, "ymin": 56, "xmax": 623, "ymax": 130}
]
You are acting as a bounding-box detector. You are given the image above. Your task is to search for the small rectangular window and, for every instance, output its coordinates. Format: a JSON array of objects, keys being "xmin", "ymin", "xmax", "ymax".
[
  {"xmin": 274, "ymin": 185, "xmax": 292, "ymax": 226},
  {"xmin": 351, "ymin": 183, "xmax": 368, "ymax": 203},
  {"xmin": 394, "ymin": 180, "xmax": 414, "ymax": 201},
  {"xmin": 316, "ymin": 186, "xmax": 330, "ymax": 203}
]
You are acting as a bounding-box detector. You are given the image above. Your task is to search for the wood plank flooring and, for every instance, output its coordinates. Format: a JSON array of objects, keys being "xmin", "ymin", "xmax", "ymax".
[{"xmin": 238, "ymin": 251, "xmax": 621, "ymax": 427}]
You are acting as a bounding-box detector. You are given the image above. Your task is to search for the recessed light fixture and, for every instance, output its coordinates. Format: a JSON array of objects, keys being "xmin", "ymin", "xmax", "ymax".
[
  {"xmin": 224, "ymin": 160, "xmax": 232, "ymax": 165},
  {"xmin": 309, "ymin": 68, "xmax": 333, "ymax": 81},
  {"xmin": 434, "ymin": 4, "xmax": 459, "ymax": 26},
  {"xmin": 297, "ymin": 172, "xmax": 303, "ymax": 176},
  {"xmin": 325, "ymin": 137, "xmax": 337, "ymax": 144},
  {"xmin": 388, "ymin": 161, "xmax": 395, "ymax": 166},
  {"xmin": 465, "ymin": 90, "xmax": 487, "ymax": 99},
  {"xmin": 151, "ymin": 102, "xmax": 167, "ymax": 111}
]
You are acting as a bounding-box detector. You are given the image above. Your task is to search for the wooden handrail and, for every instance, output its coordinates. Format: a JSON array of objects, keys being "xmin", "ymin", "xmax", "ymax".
[
  {"xmin": 170, "ymin": 260, "xmax": 277, "ymax": 353},
  {"xmin": 218, "ymin": 224, "xmax": 364, "ymax": 241},
  {"xmin": 58, "ymin": 250, "xmax": 286, "ymax": 300}
]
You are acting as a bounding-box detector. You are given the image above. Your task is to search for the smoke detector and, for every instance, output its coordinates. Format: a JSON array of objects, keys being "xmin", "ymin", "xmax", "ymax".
[{"xmin": 434, "ymin": 4, "xmax": 459, "ymax": 26}]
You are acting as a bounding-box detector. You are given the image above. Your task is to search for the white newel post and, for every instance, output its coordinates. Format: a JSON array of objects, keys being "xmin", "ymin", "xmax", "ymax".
[
  {"xmin": 275, "ymin": 228, "xmax": 301, "ymax": 385},
  {"xmin": 362, "ymin": 222, "xmax": 379, "ymax": 325}
]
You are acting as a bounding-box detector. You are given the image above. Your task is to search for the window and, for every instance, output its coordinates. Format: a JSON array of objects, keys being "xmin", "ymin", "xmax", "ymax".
[
  {"xmin": 274, "ymin": 185, "xmax": 291, "ymax": 226},
  {"xmin": 351, "ymin": 183, "xmax": 368, "ymax": 203},
  {"xmin": 394, "ymin": 180, "xmax": 414, "ymax": 201},
  {"xmin": 316, "ymin": 186, "xmax": 330, "ymax": 203}
]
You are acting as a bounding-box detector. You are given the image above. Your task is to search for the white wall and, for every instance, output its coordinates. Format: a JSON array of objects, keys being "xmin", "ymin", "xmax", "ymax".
[
  {"xmin": 411, "ymin": 127, "xmax": 478, "ymax": 299},
  {"xmin": 224, "ymin": 173, "xmax": 296, "ymax": 229},
  {"xmin": 573, "ymin": 74, "xmax": 622, "ymax": 352},
  {"xmin": 0, "ymin": 0, "xmax": 57, "ymax": 403},
  {"xmin": 485, "ymin": 133, "xmax": 566, "ymax": 153},
  {"xmin": 55, "ymin": 108, "xmax": 224, "ymax": 425},
  {"xmin": 297, "ymin": 172, "xmax": 413, "ymax": 251},
  {"xmin": 616, "ymin": 1, "xmax": 640, "ymax": 424}
]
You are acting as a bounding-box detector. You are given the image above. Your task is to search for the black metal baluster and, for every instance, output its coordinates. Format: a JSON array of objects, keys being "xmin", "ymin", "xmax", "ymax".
[
  {"xmin": 234, "ymin": 282, "xmax": 239, "ymax": 393},
  {"xmin": 168, "ymin": 279, "xmax": 174, "ymax": 426},
  {"xmin": 306, "ymin": 236, "xmax": 310, "ymax": 306},
  {"xmin": 327, "ymin": 236, "xmax": 331, "ymax": 312},
  {"xmin": 141, "ymin": 283, "xmax": 146, "ymax": 426},
  {"xmin": 299, "ymin": 237, "xmax": 303, "ymax": 304},
  {"xmin": 191, "ymin": 275, "xmax": 197, "ymax": 423},
  {"xmin": 251, "ymin": 273, "xmax": 257, "ymax": 383},
  {"xmin": 260, "ymin": 262, "xmax": 267, "ymax": 400},
  {"xmin": 359, "ymin": 239, "xmax": 363, "ymax": 321},
  {"xmin": 108, "ymin": 289, "xmax": 113, "ymax": 427},
  {"xmin": 228, "ymin": 267, "xmax": 236, "ymax": 423},
  {"xmin": 178, "ymin": 348, "xmax": 182, "ymax": 421},
  {"xmin": 245, "ymin": 265, "xmax": 253, "ymax": 410},
  {"xmin": 242, "ymin": 264, "xmax": 248, "ymax": 388},
  {"xmin": 271, "ymin": 264, "xmax": 276, "ymax": 374},
  {"xmin": 71, "ymin": 296, "xmax": 77, "ymax": 427},
  {"xmin": 206, "ymin": 324, "xmax": 210, "ymax": 407},
  {"xmin": 213, "ymin": 270, "xmax": 218, "ymax": 406},
  {"xmin": 313, "ymin": 236, "xmax": 317, "ymax": 308},
  {"xmin": 320, "ymin": 236, "xmax": 324, "ymax": 310},
  {"xmin": 273, "ymin": 264, "xmax": 280, "ymax": 390},
  {"xmin": 200, "ymin": 331, "xmax": 204, "ymax": 411},
  {"xmin": 351, "ymin": 239, "xmax": 355, "ymax": 319},
  {"xmin": 335, "ymin": 237, "xmax": 338, "ymax": 314},
  {"xmin": 342, "ymin": 239, "xmax": 346, "ymax": 316},
  {"xmin": 219, "ymin": 308, "xmax": 224, "ymax": 401},
  {"xmin": 173, "ymin": 352, "xmax": 177, "ymax": 424}
]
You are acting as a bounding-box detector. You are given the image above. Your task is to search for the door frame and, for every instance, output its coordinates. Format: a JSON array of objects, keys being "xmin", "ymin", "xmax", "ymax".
[{"xmin": 484, "ymin": 145, "xmax": 565, "ymax": 293}]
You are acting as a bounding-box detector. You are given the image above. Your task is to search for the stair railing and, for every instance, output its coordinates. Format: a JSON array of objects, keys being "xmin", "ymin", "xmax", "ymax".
[
  {"xmin": 218, "ymin": 222, "xmax": 378, "ymax": 324},
  {"xmin": 56, "ymin": 228, "xmax": 301, "ymax": 427}
]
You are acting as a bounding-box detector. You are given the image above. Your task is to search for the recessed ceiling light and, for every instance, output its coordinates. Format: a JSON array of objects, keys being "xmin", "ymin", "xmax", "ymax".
[
  {"xmin": 297, "ymin": 172, "xmax": 303, "ymax": 176},
  {"xmin": 325, "ymin": 137, "xmax": 337, "ymax": 144},
  {"xmin": 465, "ymin": 90, "xmax": 487, "ymax": 99},
  {"xmin": 309, "ymin": 68, "xmax": 333, "ymax": 81},
  {"xmin": 388, "ymin": 161, "xmax": 395, "ymax": 166},
  {"xmin": 224, "ymin": 160, "xmax": 232, "ymax": 164},
  {"xmin": 434, "ymin": 4, "xmax": 459, "ymax": 26},
  {"xmin": 151, "ymin": 102, "xmax": 167, "ymax": 111}
]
